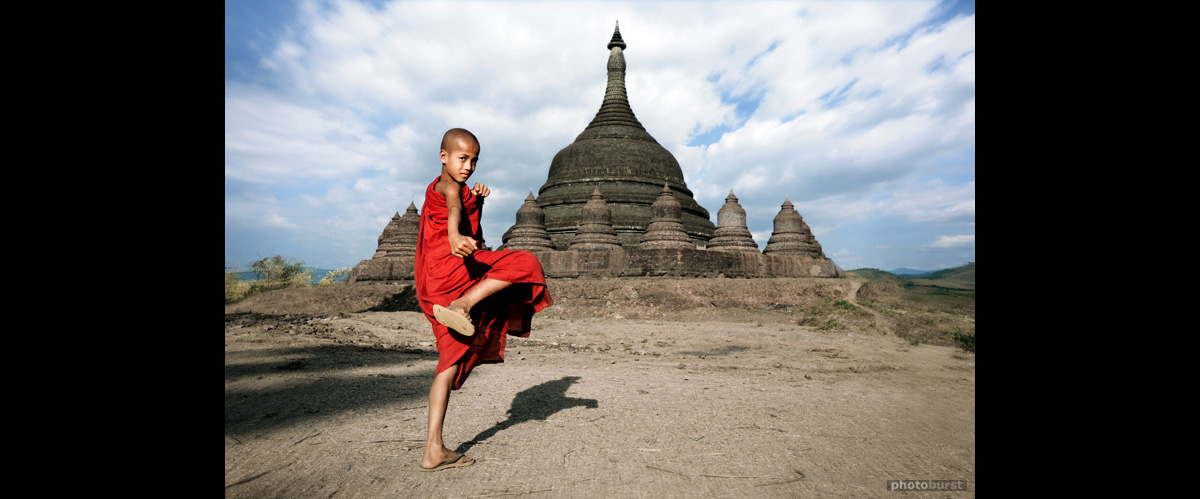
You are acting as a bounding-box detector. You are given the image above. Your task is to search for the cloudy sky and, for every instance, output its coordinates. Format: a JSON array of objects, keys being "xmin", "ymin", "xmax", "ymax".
[{"xmin": 226, "ymin": 0, "xmax": 975, "ymax": 272}]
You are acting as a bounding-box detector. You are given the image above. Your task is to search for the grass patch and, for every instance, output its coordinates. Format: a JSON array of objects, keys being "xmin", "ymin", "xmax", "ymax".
[
  {"xmin": 799, "ymin": 317, "xmax": 839, "ymax": 331},
  {"xmin": 795, "ymin": 299, "xmax": 864, "ymax": 331}
]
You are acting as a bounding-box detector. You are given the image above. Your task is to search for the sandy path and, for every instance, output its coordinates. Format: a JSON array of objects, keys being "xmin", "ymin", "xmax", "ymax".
[{"xmin": 225, "ymin": 310, "xmax": 974, "ymax": 498}]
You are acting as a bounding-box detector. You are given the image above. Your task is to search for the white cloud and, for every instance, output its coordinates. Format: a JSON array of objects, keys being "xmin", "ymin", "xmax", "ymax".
[
  {"xmin": 224, "ymin": 85, "xmax": 389, "ymax": 184},
  {"xmin": 225, "ymin": 191, "xmax": 298, "ymax": 231},
  {"xmin": 927, "ymin": 234, "xmax": 975, "ymax": 249},
  {"xmin": 880, "ymin": 180, "xmax": 975, "ymax": 224}
]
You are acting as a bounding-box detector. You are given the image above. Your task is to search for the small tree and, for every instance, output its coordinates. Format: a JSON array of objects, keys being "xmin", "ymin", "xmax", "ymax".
[
  {"xmin": 250, "ymin": 255, "xmax": 312, "ymax": 289},
  {"xmin": 318, "ymin": 267, "xmax": 351, "ymax": 286}
]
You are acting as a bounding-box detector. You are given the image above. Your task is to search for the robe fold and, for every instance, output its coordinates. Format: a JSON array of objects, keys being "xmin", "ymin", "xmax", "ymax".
[{"xmin": 415, "ymin": 177, "xmax": 553, "ymax": 390}]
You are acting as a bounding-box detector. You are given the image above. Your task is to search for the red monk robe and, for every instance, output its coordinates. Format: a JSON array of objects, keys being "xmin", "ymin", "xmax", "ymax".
[{"xmin": 415, "ymin": 177, "xmax": 553, "ymax": 390}]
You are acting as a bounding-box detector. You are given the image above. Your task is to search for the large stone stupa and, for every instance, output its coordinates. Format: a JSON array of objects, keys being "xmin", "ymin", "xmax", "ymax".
[
  {"xmin": 351, "ymin": 23, "xmax": 842, "ymax": 283},
  {"xmin": 527, "ymin": 23, "xmax": 716, "ymax": 250}
]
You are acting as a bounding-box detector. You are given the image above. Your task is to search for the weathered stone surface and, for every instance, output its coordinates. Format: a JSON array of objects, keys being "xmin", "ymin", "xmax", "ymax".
[
  {"xmin": 348, "ymin": 256, "xmax": 415, "ymax": 283},
  {"xmin": 535, "ymin": 248, "xmax": 841, "ymax": 279},
  {"xmin": 707, "ymin": 191, "xmax": 760, "ymax": 253},
  {"xmin": 535, "ymin": 23, "xmax": 715, "ymax": 249},
  {"xmin": 638, "ymin": 184, "xmax": 694, "ymax": 250},
  {"xmin": 502, "ymin": 193, "xmax": 555, "ymax": 252},
  {"xmin": 569, "ymin": 187, "xmax": 622, "ymax": 251},
  {"xmin": 538, "ymin": 247, "xmax": 631, "ymax": 278},
  {"xmin": 763, "ymin": 198, "xmax": 825, "ymax": 258}
]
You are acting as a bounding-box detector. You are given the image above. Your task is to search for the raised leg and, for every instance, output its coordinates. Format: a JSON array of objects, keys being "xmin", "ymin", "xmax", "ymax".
[{"xmin": 446, "ymin": 278, "xmax": 513, "ymax": 319}]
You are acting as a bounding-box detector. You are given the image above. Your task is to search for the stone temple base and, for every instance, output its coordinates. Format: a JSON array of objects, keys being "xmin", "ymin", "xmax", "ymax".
[
  {"xmin": 348, "ymin": 257, "xmax": 414, "ymax": 283},
  {"xmin": 539, "ymin": 248, "xmax": 841, "ymax": 278},
  {"xmin": 349, "ymin": 250, "xmax": 840, "ymax": 282}
]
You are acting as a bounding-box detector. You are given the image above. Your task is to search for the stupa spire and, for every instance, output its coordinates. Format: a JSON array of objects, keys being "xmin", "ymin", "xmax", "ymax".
[
  {"xmin": 608, "ymin": 21, "xmax": 626, "ymax": 50},
  {"xmin": 583, "ymin": 21, "xmax": 647, "ymax": 134}
]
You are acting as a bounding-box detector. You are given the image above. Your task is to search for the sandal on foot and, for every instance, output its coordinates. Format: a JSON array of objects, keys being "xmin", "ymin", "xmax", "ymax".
[
  {"xmin": 434, "ymin": 305, "xmax": 475, "ymax": 336},
  {"xmin": 417, "ymin": 452, "xmax": 474, "ymax": 472}
]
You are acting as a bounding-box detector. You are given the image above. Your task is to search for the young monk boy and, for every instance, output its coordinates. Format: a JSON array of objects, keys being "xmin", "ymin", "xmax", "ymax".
[{"xmin": 414, "ymin": 128, "xmax": 554, "ymax": 472}]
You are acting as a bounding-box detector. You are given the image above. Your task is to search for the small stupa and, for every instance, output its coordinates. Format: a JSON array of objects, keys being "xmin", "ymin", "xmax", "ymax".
[
  {"xmin": 707, "ymin": 191, "xmax": 759, "ymax": 253},
  {"xmin": 348, "ymin": 202, "xmax": 420, "ymax": 283},
  {"xmin": 568, "ymin": 187, "xmax": 622, "ymax": 251},
  {"xmin": 763, "ymin": 198, "xmax": 825, "ymax": 258},
  {"xmin": 637, "ymin": 184, "xmax": 693, "ymax": 250},
  {"xmin": 372, "ymin": 203, "xmax": 420, "ymax": 258},
  {"xmin": 503, "ymin": 193, "xmax": 556, "ymax": 252}
]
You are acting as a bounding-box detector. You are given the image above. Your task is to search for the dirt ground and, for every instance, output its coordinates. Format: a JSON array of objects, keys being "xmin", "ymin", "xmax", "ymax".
[{"xmin": 225, "ymin": 276, "xmax": 975, "ymax": 498}]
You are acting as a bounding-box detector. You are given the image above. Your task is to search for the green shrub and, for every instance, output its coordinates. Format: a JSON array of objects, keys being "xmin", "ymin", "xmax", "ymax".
[{"xmin": 953, "ymin": 328, "xmax": 975, "ymax": 352}]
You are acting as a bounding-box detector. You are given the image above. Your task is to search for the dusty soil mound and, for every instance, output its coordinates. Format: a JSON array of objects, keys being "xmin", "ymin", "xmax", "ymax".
[
  {"xmin": 227, "ymin": 277, "xmax": 854, "ymax": 317},
  {"xmin": 226, "ymin": 276, "xmax": 972, "ymax": 347},
  {"xmin": 226, "ymin": 283, "xmax": 418, "ymax": 315}
]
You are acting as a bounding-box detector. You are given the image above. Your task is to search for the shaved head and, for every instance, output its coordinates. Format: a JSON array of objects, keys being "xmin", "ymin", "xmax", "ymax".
[{"xmin": 440, "ymin": 128, "xmax": 479, "ymax": 153}]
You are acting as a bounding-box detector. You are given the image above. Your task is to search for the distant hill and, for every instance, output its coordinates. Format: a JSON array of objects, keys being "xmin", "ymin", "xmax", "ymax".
[
  {"xmin": 851, "ymin": 262, "xmax": 974, "ymax": 290},
  {"xmin": 846, "ymin": 268, "xmax": 908, "ymax": 283},
  {"xmin": 891, "ymin": 268, "xmax": 931, "ymax": 277},
  {"xmin": 910, "ymin": 262, "xmax": 974, "ymax": 290}
]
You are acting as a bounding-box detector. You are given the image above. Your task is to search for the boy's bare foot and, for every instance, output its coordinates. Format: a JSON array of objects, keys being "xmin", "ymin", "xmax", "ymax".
[
  {"xmin": 419, "ymin": 447, "xmax": 474, "ymax": 472},
  {"xmin": 433, "ymin": 304, "xmax": 475, "ymax": 336}
]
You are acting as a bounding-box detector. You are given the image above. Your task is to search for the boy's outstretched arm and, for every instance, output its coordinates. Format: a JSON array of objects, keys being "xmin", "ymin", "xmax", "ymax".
[
  {"xmin": 470, "ymin": 183, "xmax": 490, "ymax": 246},
  {"xmin": 438, "ymin": 181, "xmax": 477, "ymax": 258}
]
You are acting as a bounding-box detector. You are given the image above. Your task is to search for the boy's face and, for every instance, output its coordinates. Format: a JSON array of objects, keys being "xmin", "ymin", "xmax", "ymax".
[{"xmin": 440, "ymin": 138, "xmax": 480, "ymax": 184}]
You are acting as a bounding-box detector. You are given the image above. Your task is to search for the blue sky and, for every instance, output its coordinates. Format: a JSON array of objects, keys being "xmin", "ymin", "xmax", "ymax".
[{"xmin": 226, "ymin": 0, "xmax": 975, "ymax": 272}]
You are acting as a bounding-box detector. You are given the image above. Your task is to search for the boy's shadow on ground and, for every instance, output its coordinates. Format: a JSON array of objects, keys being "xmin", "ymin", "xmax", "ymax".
[{"xmin": 456, "ymin": 376, "xmax": 597, "ymax": 454}]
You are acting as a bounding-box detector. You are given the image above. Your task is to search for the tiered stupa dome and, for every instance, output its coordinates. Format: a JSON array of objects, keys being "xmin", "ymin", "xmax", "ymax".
[
  {"xmin": 373, "ymin": 203, "xmax": 420, "ymax": 258},
  {"xmin": 568, "ymin": 187, "xmax": 622, "ymax": 251},
  {"xmin": 638, "ymin": 184, "xmax": 693, "ymax": 250},
  {"xmin": 503, "ymin": 193, "xmax": 556, "ymax": 252},
  {"xmin": 763, "ymin": 198, "xmax": 825, "ymax": 258},
  {"xmin": 707, "ymin": 191, "xmax": 759, "ymax": 253},
  {"xmin": 535, "ymin": 23, "xmax": 714, "ymax": 250}
]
